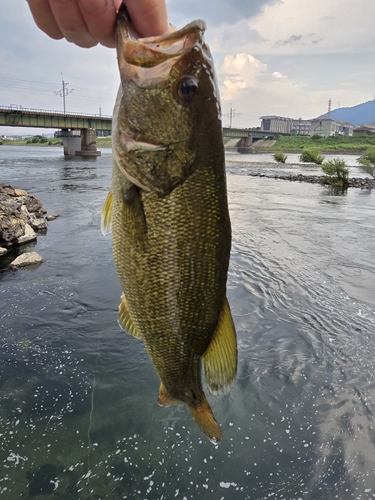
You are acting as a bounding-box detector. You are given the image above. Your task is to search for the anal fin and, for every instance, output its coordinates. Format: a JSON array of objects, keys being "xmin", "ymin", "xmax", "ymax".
[
  {"xmin": 118, "ymin": 293, "xmax": 142, "ymax": 338},
  {"xmin": 202, "ymin": 297, "xmax": 237, "ymax": 395}
]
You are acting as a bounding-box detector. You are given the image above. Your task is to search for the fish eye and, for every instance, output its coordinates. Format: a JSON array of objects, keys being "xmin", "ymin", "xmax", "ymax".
[{"xmin": 177, "ymin": 76, "xmax": 198, "ymax": 103}]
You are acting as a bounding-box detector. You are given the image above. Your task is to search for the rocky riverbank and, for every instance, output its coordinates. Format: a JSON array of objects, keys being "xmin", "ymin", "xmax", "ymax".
[
  {"xmin": 248, "ymin": 173, "xmax": 375, "ymax": 189},
  {"xmin": 0, "ymin": 183, "xmax": 59, "ymax": 264}
]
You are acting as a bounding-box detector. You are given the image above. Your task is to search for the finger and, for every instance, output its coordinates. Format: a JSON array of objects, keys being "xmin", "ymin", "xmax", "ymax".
[
  {"xmin": 27, "ymin": 0, "xmax": 64, "ymax": 40},
  {"xmin": 124, "ymin": 0, "xmax": 169, "ymax": 38},
  {"xmin": 48, "ymin": 0, "xmax": 99, "ymax": 48},
  {"xmin": 77, "ymin": 0, "xmax": 118, "ymax": 48}
]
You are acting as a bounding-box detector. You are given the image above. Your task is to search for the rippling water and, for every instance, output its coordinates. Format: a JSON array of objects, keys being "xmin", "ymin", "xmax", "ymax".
[{"xmin": 1, "ymin": 146, "xmax": 375, "ymax": 499}]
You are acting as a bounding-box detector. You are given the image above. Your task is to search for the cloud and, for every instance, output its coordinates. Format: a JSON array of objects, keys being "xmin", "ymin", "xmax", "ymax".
[
  {"xmin": 217, "ymin": 50, "xmax": 370, "ymax": 127},
  {"xmin": 168, "ymin": 0, "xmax": 277, "ymax": 27}
]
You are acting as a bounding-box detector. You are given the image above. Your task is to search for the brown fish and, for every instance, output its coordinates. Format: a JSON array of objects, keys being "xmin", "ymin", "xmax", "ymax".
[{"xmin": 102, "ymin": 5, "xmax": 237, "ymax": 443}]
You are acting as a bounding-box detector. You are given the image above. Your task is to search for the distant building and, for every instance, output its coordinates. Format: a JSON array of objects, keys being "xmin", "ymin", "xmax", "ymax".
[
  {"xmin": 310, "ymin": 117, "xmax": 353, "ymax": 137},
  {"xmin": 353, "ymin": 124, "xmax": 375, "ymax": 134},
  {"xmin": 260, "ymin": 116, "xmax": 293, "ymax": 134},
  {"xmin": 260, "ymin": 115, "xmax": 312, "ymax": 135},
  {"xmin": 291, "ymin": 119, "xmax": 312, "ymax": 136}
]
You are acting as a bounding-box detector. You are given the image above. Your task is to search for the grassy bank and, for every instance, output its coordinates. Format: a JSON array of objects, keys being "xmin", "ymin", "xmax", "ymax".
[
  {"xmin": 0, "ymin": 137, "xmax": 113, "ymax": 148},
  {"xmin": 0, "ymin": 138, "xmax": 63, "ymax": 146},
  {"xmin": 271, "ymin": 134, "xmax": 375, "ymax": 152}
]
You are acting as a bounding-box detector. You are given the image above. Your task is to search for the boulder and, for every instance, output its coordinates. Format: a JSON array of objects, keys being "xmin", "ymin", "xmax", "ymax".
[
  {"xmin": 0, "ymin": 184, "xmax": 48, "ymax": 247},
  {"xmin": 0, "ymin": 247, "xmax": 7, "ymax": 256},
  {"xmin": 15, "ymin": 223, "xmax": 37, "ymax": 245},
  {"xmin": 10, "ymin": 252, "xmax": 43, "ymax": 268},
  {"xmin": 46, "ymin": 213, "xmax": 60, "ymax": 222}
]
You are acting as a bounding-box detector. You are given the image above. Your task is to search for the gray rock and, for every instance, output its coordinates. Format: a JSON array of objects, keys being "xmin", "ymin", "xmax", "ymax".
[
  {"xmin": 29, "ymin": 215, "xmax": 48, "ymax": 230},
  {"xmin": 0, "ymin": 247, "xmax": 8, "ymax": 256},
  {"xmin": 10, "ymin": 251, "xmax": 43, "ymax": 267},
  {"xmin": 45, "ymin": 214, "xmax": 60, "ymax": 221},
  {"xmin": 15, "ymin": 223, "xmax": 37, "ymax": 245}
]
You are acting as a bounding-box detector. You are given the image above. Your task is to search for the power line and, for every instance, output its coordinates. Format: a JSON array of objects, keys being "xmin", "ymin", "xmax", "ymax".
[{"xmin": 54, "ymin": 74, "xmax": 74, "ymax": 114}]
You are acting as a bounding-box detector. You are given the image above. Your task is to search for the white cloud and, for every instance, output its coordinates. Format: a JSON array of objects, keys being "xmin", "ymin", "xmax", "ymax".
[{"xmin": 247, "ymin": 0, "xmax": 375, "ymax": 56}]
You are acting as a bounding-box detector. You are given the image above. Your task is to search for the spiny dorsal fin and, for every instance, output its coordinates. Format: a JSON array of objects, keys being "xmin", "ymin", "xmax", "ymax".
[
  {"xmin": 202, "ymin": 297, "xmax": 237, "ymax": 395},
  {"xmin": 101, "ymin": 190, "xmax": 113, "ymax": 236},
  {"xmin": 118, "ymin": 293, "xmax": 142, "ymax": 338}
]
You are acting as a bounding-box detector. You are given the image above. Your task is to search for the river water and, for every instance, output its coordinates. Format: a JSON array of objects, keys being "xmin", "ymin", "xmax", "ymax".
[{"xmin": 1, "ymin": 146, "xmax": 375, "ymax": 499}]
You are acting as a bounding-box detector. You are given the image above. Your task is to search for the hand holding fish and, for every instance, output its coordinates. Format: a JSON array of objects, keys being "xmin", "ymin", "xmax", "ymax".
[{"xmin": 26, "ymin": 0, "xmax": 170, "ymax": 48}]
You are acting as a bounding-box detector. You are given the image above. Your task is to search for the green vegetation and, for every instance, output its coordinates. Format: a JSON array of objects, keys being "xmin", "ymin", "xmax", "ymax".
[
  {"xmin": 299, "ymin": 149, "xmax": 324, "ymax": 164},
  {"xmin": 321, "ymin": 158, "xmax": 349, "ymax": 187},
  {"xmin": 273, "ymin": 151, "xmax": 287, "ymax": 163},
  {"xmin": 311, "ymin": 134, "xmax": 324, "ymax": 142},
  {"xmin": 357, "ymin": 148, "xmax": 375, "ymax": 167},
  {"xmin": 273, "ymin": 134, "xmax": 375, "ymax": 152},
  {"xmin": 96, "ymin": 136, "xmax": 112, "ymax": 147},
  {"xmin": 4, "ymin": 136, "xmax": 62, "ymax": 146}
]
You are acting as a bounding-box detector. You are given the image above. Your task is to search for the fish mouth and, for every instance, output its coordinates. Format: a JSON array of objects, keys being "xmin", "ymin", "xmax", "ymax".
[{"xmin": 116, "ymin": 4, "xmax": 206, "ymax": 80}]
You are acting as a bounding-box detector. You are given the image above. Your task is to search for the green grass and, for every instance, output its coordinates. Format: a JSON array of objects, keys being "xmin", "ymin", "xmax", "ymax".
[{"xmin": 273, "ymin": 134, "xmax": 375, "ymax": 152}]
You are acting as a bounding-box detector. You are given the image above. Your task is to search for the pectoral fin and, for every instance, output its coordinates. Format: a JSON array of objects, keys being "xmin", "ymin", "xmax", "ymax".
[
  {"xmin": 202, "ymin": 297, "xmax": 237, "ymax": 395},
  {"xmin": 118, "ymin": 293, "xmax": 142, "ymax": 338},
  {"xmin": 101, "ymin": 190, "xmax": 113, "ymax": 236}
]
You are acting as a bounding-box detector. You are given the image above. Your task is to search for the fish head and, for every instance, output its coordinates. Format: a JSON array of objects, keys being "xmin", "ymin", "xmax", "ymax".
[{"xmin": 113, "ymin": 5, "xmax": 223, "ymax": 196}]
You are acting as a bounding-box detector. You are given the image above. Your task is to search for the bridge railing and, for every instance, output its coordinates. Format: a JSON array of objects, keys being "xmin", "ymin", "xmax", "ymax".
[{"xmin": 0, "ymin": 105, "xmax": 112, "ymax": 119}]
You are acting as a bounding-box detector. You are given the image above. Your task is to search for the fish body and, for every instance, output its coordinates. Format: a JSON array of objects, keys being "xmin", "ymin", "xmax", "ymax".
[{"xmin": 102, "ymin": 5, "xmax": 237, "ymax": 443}]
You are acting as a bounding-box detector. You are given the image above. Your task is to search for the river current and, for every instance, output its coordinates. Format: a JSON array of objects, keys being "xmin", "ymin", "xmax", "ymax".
[{"xmin": 1, "ymin": 146, "xmax": 375, "ymax": 499}]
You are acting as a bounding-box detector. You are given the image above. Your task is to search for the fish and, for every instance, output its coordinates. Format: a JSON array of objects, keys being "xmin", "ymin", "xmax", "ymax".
[{"xmin": 101, "ymin": 4, "xmax": 237, "ymax": 444}]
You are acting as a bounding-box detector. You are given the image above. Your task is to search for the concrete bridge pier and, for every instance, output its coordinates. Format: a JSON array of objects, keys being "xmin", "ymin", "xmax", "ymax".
[
  {"xmin": 237, "ymin": 136, "xmax": 254, "ymax": 154},
  {"xmin": 60, "ymin": 128, "xmax": 101, "ymax": 157}
]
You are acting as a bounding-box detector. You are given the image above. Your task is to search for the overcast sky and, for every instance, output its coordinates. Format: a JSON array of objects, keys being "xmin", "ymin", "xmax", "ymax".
[{"xmin": 2, "ymin": 0, "xmax": 375, "ymax": 135}]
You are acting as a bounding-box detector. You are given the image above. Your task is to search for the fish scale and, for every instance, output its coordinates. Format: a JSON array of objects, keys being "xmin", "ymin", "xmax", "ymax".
[{"xmin": 102, "ymin": 5, "xmax": 237, "ymax": 443}]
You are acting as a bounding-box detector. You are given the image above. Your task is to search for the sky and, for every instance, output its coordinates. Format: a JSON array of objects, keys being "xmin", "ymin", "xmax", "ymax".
[{"xmin": 2, "ymin": 0, "xmax": 375, "ymax": 135}]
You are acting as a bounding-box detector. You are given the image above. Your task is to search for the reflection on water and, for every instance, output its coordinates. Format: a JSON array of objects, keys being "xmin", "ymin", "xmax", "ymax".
[{"xmin": 1, "ymin": 146, "xmax": 375, "ymax": 499}]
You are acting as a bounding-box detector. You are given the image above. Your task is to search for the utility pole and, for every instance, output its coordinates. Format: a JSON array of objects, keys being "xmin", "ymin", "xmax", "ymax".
[
  {"xmin": 54, "ymin": 73, "xmax": 74, "ymax": 114},
  {"xmin": 226, "ymin": 103, "xmax": 240, "ymax": 128},
  {"xmin": 328, "ymin": 98, "xmax": 331, "ymax": 115}
]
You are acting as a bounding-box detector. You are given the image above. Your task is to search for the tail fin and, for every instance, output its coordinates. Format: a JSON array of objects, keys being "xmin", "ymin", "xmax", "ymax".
[{"xmin": 189, "ymin": 395, "xmax": 222, "ymax": 444}]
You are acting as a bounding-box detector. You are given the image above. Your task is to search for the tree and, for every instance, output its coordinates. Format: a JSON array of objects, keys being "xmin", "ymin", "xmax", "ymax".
[
  {"xmin": 357, "ymin": 148, "xmax": 375, "ymax": 167},
  {"xmin": 321, "ymin": 158, "xmax": 349, "ymax": 187},
  {"xmin": 299, "ymin": 149, "xmax": 324, "ymax": 164},
  {"xmin": 273, "ymin": 151, "xmax": 287, "ymax": 163}
]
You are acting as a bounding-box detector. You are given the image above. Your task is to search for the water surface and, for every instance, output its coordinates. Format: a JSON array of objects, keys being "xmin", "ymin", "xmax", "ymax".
[{"xmin": 1, "ymin": 146, "xmax": 375, "ymax": 499}]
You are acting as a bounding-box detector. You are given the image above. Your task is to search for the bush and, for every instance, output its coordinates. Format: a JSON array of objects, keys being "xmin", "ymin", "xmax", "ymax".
[
  {"xmin": 40, "ymin": 136, "xmax": 48, "ymax": 143},
  {"xmin": 357, "ymin": 148, "xmax": 375, "ymax": 167},
  {"xmin": 273, "ymin": 151, "xmax": 287, "ymax": 163},
  {"xmin": 311, "ymin": 134, "xmax": 323, "ymax": 142},
  {"xmin": 31, "ymin": 137, "xmax": 39, "ymax": 143},
  {"xmin": 299, "ymin": 149, "xmax": 324, "ymax": 164},
  {"xmin": 321, "ymin": 158, "xmax": 349, "ymax": 187}
]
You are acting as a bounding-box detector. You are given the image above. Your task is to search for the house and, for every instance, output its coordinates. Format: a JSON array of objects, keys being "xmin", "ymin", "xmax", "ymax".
[{"xmin": 310, "ymin": 117, "xmax": 353, "ymax": 137}]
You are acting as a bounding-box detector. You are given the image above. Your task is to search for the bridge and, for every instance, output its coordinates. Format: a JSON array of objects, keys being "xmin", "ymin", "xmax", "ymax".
[
  {"xmin": 0, "ymin": 105, "xmax": 277, "ymax": 155},
  {"xmin": 0, "ymin": 105, "xmax": 111, "ymax": 157},
  {"xmin": 0, "ymin": 105, "xmax": 111, "ymax": 131}
]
